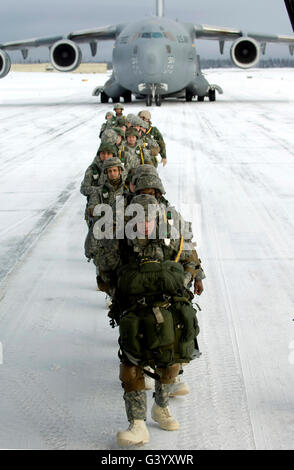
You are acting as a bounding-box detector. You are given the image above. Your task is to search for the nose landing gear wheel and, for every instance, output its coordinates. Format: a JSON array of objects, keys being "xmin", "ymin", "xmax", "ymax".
[
  {"xmin": 123, "ymin": 91, "xmax": 132, "ymax": 103},
  {"xmin": 208, "ymin": 89, "xmax": 216, "ymax": 101},
  {"xmin": 100, "ymin": 91, "xmax": 109, "ymax": 103},
  {"xmin": 146, "ymin": 95, "xmax": 152, "ymax": 106},
  {"xmin": 185, "ymin": 90, "xmax": 193, "ymax": 102},
  {"xmin": 155, "ymin": 95, "xmax": 162, "ymax": 106}
]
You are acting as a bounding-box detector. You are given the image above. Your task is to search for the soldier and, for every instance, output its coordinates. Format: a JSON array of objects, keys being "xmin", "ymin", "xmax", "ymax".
[
  {"xmin": 122, "ymin": 128, "xmax": 154, "ymax": 185},
  {"xmin": 133, "ymin": 174, "xmax": 204, "ymax": 397},
  {"xmin": 138, "ymin": 110, "xmax": 167, "ymax": 166},
  {"xmin": 126, "ymin": 113, "xmax": 136, "ymax": 128},
  {"xmin": 85, "ymin": 157, "xmax": 128, "ymax": 288},
  {"xmin": 99, "ymin": 111, "xmax": 115, "ymax": 139},
  {"xmin": 80, "ymin": 143, "xmax": 117, "ymax": 224},
  {"xmin": 101, "ymin": 128, "xmax": 120, "ymax": 147},
  {"xmin": 96, "ymin": 194, "xmax": 204, "ymax": 446},
  {"xmin": 115, "ymin": 116, "xmax": 127, "ymax": 134},
  {"xmin": 113, "ymin": 103, "xmax": 127, "ymax": 126},
  {"xmin": 139, "ymin": 118, "xmax": 161, "ymax": 167}
]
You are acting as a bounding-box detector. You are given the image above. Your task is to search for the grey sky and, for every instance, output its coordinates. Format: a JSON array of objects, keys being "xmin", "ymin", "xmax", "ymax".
[{"xmin": 1, "ymin": 0, "xmax": 293, "ymax": 62}]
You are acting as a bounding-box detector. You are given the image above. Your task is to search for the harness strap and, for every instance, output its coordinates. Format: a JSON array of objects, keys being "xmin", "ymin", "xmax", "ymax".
[
  {"xmin": 139, "ymin": 145, "xmax": 145, "ymax": 164},
  {"xmin": 175, "ymin": 236, "xmax": 184, "ymax": 262}
]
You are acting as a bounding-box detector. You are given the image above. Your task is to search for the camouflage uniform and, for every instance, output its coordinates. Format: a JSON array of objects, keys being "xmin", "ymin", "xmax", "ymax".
[
  {"xmin": 113, "ymin": 104, "xmax": 127, "ymax": 126},
  {"xmin": 138, "ymin": 110, "xmax": 167, "ymax": 162},
  {"xmin": 84, "ymin": 158, "xmax": 128, "ymax": 273},
  {"xmin": 121, "ymin": 128, "xmax": 154, "ymax": 184},
  {"xmin": 145, "ymin": 123, "xmax": 166, "ymax": 161},
  {"xmin": 99, "ymin": 112, "xmax": 116, "ymax": 139},
  {"xmin": 81, "ymin": 143, "xmax": 118, "ymax": 224},
  {"xmin": 97, "ymin": 194, "xmax": 204, "ymax": 424}
]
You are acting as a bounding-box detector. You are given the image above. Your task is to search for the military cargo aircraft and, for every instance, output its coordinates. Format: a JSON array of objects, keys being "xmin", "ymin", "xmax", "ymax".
[{"xmin": 1, "ymin": 0, "xmax": 294, "ymax": 105}]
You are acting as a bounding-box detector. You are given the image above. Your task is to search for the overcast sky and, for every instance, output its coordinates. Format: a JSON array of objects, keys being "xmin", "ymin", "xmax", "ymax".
[{"xmin": 1, "ymin": 0, "xmax": 294, "ymax": 61}]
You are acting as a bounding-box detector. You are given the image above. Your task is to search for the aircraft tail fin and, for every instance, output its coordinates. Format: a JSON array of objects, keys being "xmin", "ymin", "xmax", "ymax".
[
  {"xmin": 285, "ymin": 0, "xmax": 294, "ymax": 31},
  {"xmin": 156, "ymin": 0, "xmax": 165, "ymax": 17}
]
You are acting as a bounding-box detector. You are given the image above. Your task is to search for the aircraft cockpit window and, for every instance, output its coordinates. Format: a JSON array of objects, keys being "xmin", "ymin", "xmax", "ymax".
[
  {"xmin": 163, "ymin": 32, "xmax": 176, "ymax": 41},
  {"xmin": 152, "ymin": 32, "xmax": 163, "ymax": 38},
  {"xmin": 141, "ymin": 32, "xmax": 152, "ymax": 39}
]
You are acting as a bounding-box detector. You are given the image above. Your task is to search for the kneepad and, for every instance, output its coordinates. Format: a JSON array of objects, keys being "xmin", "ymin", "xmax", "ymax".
[
  {"xmin": 156, "ymin": 363, "xmax": 181, "ymax": 384},
  {"xmin": 119, "ymin": 363, "xmax": 145, "ymax": 392}
]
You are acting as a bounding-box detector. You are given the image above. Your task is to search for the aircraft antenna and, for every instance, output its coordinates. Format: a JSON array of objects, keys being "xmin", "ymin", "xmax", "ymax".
[{"xmin": 156, "ymin": 0, "xmax": 165, "ymax": 17}]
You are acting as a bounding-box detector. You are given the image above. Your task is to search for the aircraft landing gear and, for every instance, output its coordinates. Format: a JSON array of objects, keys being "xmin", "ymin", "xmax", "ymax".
[
  {"xmin": 155, "ymin": 95, "xmax": 162, "ymax": 107},
  {"xmin": 123, "ymin": 91, "xmax": 132, "ymax": 103},
  {"xmin": 197, "ymin": 95, "xmax": 205, "ymax": 102},
  {"xmin": 146, "ymin": 94, "xmax": 152, "ymax": 106},
  {"xmin": 112, "ymin": 96, "xmax": 120, "ymax": 103},
  {"xmin": 208, "ymin": 89, "xmax": 216, "ymax": 101},
  {"xmin": 100, "ymin": 91, "xmax": 109, "ymax": 103},
  {"xmin": 185, "ymin": 89, "xmax": 193, "ymax": 102}
]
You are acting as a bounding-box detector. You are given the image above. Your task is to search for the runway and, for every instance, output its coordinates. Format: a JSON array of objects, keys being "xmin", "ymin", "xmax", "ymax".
[{"xmin": 0, "ymin": 68, "xmax": 294, "ymax": 449}]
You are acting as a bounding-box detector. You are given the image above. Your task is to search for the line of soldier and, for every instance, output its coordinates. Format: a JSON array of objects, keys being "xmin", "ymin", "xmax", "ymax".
[{"xmin": 80, "ymin": 104, "xmax": 205, "ymax": 447}]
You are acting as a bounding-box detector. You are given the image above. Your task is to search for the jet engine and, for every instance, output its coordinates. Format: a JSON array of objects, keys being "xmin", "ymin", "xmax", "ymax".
[
  {"xmin": 50, "ymin": 40, "xmax": 82, "ymax": 72},
  {"xmin": 230, "ymin": 37, "xmax": 260, "ymax": 69},
  {"xmin": 0, "ymin": 50, "xmax": 11, "ymax": 78}
]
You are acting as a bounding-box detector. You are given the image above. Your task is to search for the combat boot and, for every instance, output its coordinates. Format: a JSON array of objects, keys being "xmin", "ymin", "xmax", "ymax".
[
  {"xmin": 168, "ymin": 376, "xmax": 190, "ymax": 397},
  {"xmin": 116, "ymin": 420, "xmax": 149, "ymax": 447},
  {"xmin": 151, "ymin": 403, "xmax": 179, "ymax": 431}
]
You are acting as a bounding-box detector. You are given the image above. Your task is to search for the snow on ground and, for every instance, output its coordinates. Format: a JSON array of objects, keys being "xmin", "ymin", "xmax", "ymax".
[{"xmin": 0, "ymin": 68, "xmax": 294, "ymax": 450}]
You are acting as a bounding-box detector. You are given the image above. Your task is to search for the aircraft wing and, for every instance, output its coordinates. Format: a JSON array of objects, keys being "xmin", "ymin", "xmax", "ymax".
[
  {"xmin": 194, "ymin": 24, "xmax": 294, "ymax": 45},
  {"xmin": 0, "ymin": 24, "xmax": 117, "ymax": 51}
]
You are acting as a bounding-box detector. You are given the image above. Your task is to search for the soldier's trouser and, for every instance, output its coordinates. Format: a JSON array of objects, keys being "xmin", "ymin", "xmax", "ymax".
[
  {"xmin": 124, "ymin": 391, "xmax": 147, "ymax": 422},
  {"xmin": 154, "ymin": 364, "xmax": 180, "ymax": 407},
  {"xmin": 120, "ymin": 362, "xmax": 180, "ymax": 421}
]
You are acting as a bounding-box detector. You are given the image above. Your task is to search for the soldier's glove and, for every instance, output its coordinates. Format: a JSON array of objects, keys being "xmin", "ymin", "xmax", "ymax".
[{"xmin": 194, "ymin": 279, "xmax": 204, "ymax": 296}]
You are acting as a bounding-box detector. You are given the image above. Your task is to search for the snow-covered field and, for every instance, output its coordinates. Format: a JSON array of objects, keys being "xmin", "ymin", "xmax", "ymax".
[{"xmin": 0, "ymin": 68, "xmax": 294, "ymax": 450}]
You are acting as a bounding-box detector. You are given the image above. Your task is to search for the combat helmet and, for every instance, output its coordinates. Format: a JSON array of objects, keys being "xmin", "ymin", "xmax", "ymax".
[
  {"xmin": 102, "ymin": 157, "xmax": 124, "ymax": 172},
  {"xmin": 130, "ymin": 116, "xmax": 143, "ymax": 127},
  {"xmin": 101, "ymin": 128, "xmax": 119, "ymax": 145},
  {"xmin": 116, "ymin": 116, "xmax": 127, "ymax": 127},
  {"xmin": 98, "ymin": 142, "xmax": 118, "ymax": 157},
  {"xmin": 126, "ymin": 113, "xmax": 136, "ymax": 122},
  {"xmin": 138, "ymin": 110, "xmax": 151, "ymax": 121},
  {"xmin": 126, "ymin": 128, "xmax": 139, "ymax": 138},
  {"xmin": 112, "ymin": 126, "xmax": 125, "ymax": 138},
  {"xmin": 105, "ymin": 111, "xmax": 114, "ymax": 119},
  {"xmin": 135, "ymin": 174, "xmax": 166, "ymax": 195},
  {"xmin": 139, "ymin": 118, "xmax": 149, "ymax": 130},
  {"xmin": 130, "ymin": 194, "xmax": 159, "ymax": 220},
  {"xmin": 132, "ymin": 164, "xmax": 158, "ymax": 185},
  {"xmin": 113, "ymin": 103, "xmax": 124, "ymax": 110}
]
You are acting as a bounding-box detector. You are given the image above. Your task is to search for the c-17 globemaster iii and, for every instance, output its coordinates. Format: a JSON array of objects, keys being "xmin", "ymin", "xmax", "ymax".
[{"xmin": 1, "ymin": 0, "xmax": 294, "ymax": 106}]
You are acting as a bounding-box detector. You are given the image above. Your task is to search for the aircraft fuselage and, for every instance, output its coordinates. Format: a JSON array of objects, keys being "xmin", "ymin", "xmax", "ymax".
[{"xmin": 108, "ymin": 17, "xmax": 208, "ymax": 98}]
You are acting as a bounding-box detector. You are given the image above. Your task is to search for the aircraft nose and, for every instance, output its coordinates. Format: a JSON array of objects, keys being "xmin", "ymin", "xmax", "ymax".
[{"xmin": 140, "ymin": 48, "xmax": 163, "ymax": 76}]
